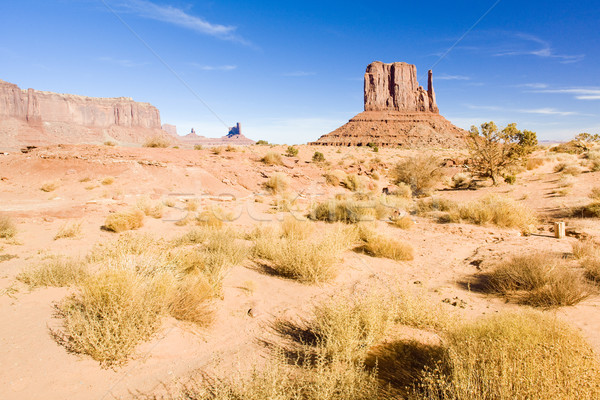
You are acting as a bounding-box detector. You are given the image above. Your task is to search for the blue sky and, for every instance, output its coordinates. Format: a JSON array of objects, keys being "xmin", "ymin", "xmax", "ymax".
[{"xmin": 1, "ymin": 0, "xmax": 598, "ymax": 143}]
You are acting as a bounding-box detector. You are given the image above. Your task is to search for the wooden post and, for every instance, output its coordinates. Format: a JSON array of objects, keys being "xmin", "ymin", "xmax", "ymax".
[{"xmin": 554, "ymin": 222, "xmax": 566, "ymax": 239}]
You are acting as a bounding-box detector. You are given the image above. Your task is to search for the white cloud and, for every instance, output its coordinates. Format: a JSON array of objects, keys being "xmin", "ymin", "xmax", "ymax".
[
  {"xmin": 436, "ymin": 74, "xmax": 470, "ymax": 81},
  {"xmin": 282, "ymin": 71, "xmax": 316, "ymax": 77},
  {"xmin": 532, "ymin": 88, "xmax": 600, "ymax": 101},
  {"xmin": 117, "ymin": 0, "xmax": 248, "ymax": 44},
  {"xmin": 517, "ymin": 108, "xmax": 578, "ymax": 116},
  {"xmin": 494, "ymin": 33, "xmax": 584, "ymax": 64},
  {"xmin": 516, "ymin": 83, "xmax": 549, "ymax": 89}
]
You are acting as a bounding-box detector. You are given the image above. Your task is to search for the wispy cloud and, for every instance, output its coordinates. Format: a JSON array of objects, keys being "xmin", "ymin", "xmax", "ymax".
[
  {"xmin": 516, "ymin": 83, "xmax": 549, "ymax": 89},
  {"xmin": 282, "ymin": 71, "xmax": 316, "ymax": 77},
  {"xmin": 98, "ymin": 56, "xmax": 147, "ymax": 68},
  {"xmin": 533, "ymin": 88, "xmax": 600, "ymax": 100},
  {"xmin": 467, "ymin": 104, "xmax": 590, "ymax": 117},
  {"xmin": 189, "ymin": 63, "xmax": 237, "ymax": 71},
  {"xmin": 517, "ymin": 108, "xmax": 579, "ymax": 116},
  {"xmin": 495, "ymin": 33, "xmax": 584, "ymax": 64},
  {"xmin": 116, "ymin": 0, "xmax": 249, "ymax": 44},
  {"xmin": 436, "ymin": 74, "xmax": 470, "ymax": 81}
]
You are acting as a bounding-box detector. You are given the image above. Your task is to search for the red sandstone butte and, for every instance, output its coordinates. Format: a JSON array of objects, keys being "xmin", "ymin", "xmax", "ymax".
[
  {"xmin": 0, "ymin": 79, "xmax": 174, "ymax": 150},
  {"xmin": 311, "ymin": 61, "xmax": 467, "ymax": 148}
]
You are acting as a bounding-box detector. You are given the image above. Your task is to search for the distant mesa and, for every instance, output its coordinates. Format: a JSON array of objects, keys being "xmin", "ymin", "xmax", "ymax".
[
  {"xmin": 0, "ymin": 78, "xmax": 255, "ymax": 151},
  {"xmin": 176, "ymin": 122, "xmax": 255, "ymax": 146},
  {"xmin": 310, "ymin": 61, "xmax": 467, "ymax": 148}
]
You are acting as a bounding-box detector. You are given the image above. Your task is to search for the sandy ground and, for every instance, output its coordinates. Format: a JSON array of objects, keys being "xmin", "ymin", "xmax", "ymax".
[{"xmin": 1, "ymin": 144, "xmax": 599, "ymax": 399}]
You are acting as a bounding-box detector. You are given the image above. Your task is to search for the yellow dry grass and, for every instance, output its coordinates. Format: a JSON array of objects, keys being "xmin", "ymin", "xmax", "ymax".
[
  {"xmin": 0, "ymin": 215, "xmax": 16, "ymax": 239},
  {"xmin": 264, "ymin": 172, "xmax": 289, "ymax": 193},
  {"xmin": 54, "ymin": 221, "xmax": 82, "ymax": 240},
  {"xmin": 261, "ymin": 151, "xmax": 283, "ymax": 166},
  {"xmin": 40, "ymin": 181, "xmax": 60, "ymax": 192},
  {"xmin": 103, "ymin": 209, "xmax": 145, "ymax": 233},
  {"xmin": 18, "ymin": 257, "xmax": 89, "ymax": 288}
]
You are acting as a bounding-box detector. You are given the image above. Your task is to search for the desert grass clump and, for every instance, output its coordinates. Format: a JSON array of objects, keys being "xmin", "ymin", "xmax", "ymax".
[
  {"xmin": 526, "ymin": 157, "xmax": 546, "ymax": 170},
  {"xmin": 310, "ymin": 198, "xmax": 376, "ymax": 223},
  {"xmin": 357, "ymin": 226, "xmax": 414, "ymax": 261},
  {"xmin": 281, "ymin": 215, "xmax": 315, "ymax": 240},
  {"xmin": 312, "ymin": 151, "xmax": 326, "ymax": 163},
  {"xmin": 103, "ymin": 140, "xmax": 116, "ymax": 146},
  {"xmin": 450, "ymin": 173, "xmax": 473, "ymax": 189},
  {"xmin": 390, "ymin": 214, "xmax": 413, "ymax": 230},
  {"xmin": 264, "ymin": 172, "xmax": 289, "ymax": 193},
  {"xmin": 581, "ymin": 257, "xmax": 600, "ymax": 283},
  {"xmin": 136, "ymin": 198, "xmax": 164, "ymax": 219},
  {"xmin": 40, "ymin": 180, "xmax": 60, "ymax": 192},
  {"xmin": 103, "ymin": 209, "xmax": 145, "ymax": 233},
  {"xmin": 555, "ymin": 162, "xmax": 582, "ymax": 176},
  {"xmin": 17, "ymin": 257, "xmax": 89, "ymax": 288},
  {"xmin": 572, "ymin": 239, "xmax": 600, "ymax": 259},
  {"xmin": 55, "ymin": 269, "xmax": 164, "ymax": 367},
  {"xmin": 196, "ymin": 210, "xmax": 225, "ymax": 229},
  {"xmin": 143, "ymin": 136, "xmax": 170, "ymax": 148},
  {"xmin": 458, "ymin": 195, "xmax": 537, "ymax": 233},
  {"xmin": 324, "ymin": 169, "xmax": 348, "ymax": 186},
  {"xmin": 0, "ymin": 215, "xmax": 16, "ymax": 239},
  {"xmin": 101, "ymin": 176, "xmax": 115, "ymax": 185},
  {"xmin": 279, "ymin": 290, "xmax": 397, "ymax": 362},
  {"xmin": 253, "ymin": 223, "xmax": 357, "ymax": 283},
  {"xmin": 341, "ymin": 173, "xmax": 367, "ymax": 192},
  {"xmin": 185, "ymin": 198, "xmax": 200, "ymax": 211},
  {"xmin": 54, "ymin": 221, "xmax": 82, "ymax": 240},
  {"xmin": 417, "ymin": 311, "xmax": 600, "ymax": 399},
  {"xmin": 167, "ymin": 274, "xmax": 215, "ymax": 325},
  {"xmin": 484, "ymin": 252, "xmax": 590, "ymax": 307},
  {"xmin": 261, "ymin": 151, "xmax": 283, "ymax": 166},
  {"xmin": 393, "ymin": 155, "xmax": 444, "ymax": 196}
]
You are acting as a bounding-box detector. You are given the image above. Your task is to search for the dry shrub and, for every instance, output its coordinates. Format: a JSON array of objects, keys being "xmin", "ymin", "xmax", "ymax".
[
  {"xmin": 101, "ymin": 176, "xmax": 115, "ymax": 185},
  {"xmin": 324, "ymin": 169, "xmax": 348, "ymax": 186},
  {"xmin": 104, "ymin": 141, "xmax": 116, "ymax": 146},
  {"xmin": 393, "ymin": 155, "xmax": 444, "ymax": 196},
  {"xmin": 40, "ymin": 181, "xmax": 60, "ymax": 192},
  {"xmin": 261, "ymin": 151, "xmax": 283, "ymax": 166},
  {"xmin": 167, "ymin": 274, "xmax": 215, "ymax": 325},
  {"xmin": 136, "ymin": 198, "xmax": 164, "ymax": 219},
  {"xmin": 358, "ymin": 226, "xmax": 414, "ymax": 261},
  {"xmin": 54, "ymin": 221, "xmax": 82, "ymax": 240},
  {"xmin": 581, "ymin": 257, "xmax": 600, "ymax": 283},
  {"xmin": 391, "ymin": 215, "xmax": 413, "ymax": 230},
  {"xmin": 281, "ymin": 290, "xmax": 397, "ymax": 362},
  {"xmin": 281, "ymin": 215, "xmax": 315, "ymax": 240},
  {"xmin": 212, "ymin": 146, "xmax": 224, "ymax": 155},
  {"xmin": 55, "ymin": 269, "xmax": 164, "ymax": 367},
  {"xmin": 0, "ymin": 215, "xmax": 16, "ymax": 239},
  {"xmin": 417, "ymin": 311, "xmax": 600, "ymax": 399},
  {"xmin": 158, "ymin": 355, "xmax": 382, "ymax": 400},
  {"xmin": 185, "ymin": 198, "xmax": 200, "ymax": 212},
  {"xmin": 264, "ymin": 172, "xmax": 289, "ymax": 193},
  {"xmin": 389, "ymin": 182, "xmax": 412, "ymax": 198},
  {"xmin": 196, "ymin": 210, "xmax": 225, "ymax": 229},
  {"xmin": 143, "ymin": 136, "xmax": 170, "ymax": 148},
  {"xmin": 253, "ymin": 223, "xmax": 357, "ymax": 283},
  {"xmin": 555, "ymin": 162, "xmax": 582, "ymax": 176},
  {"xmin": 194, "ymin": 144, "xmax": 203, "ymax": 150},
  {"xmin": 79, "ymin": 177, "xmax": 92, "ymax": 183},
  {"xmin": 163, "ymin": 198, "xmax": 176, "ymax": 207},
  {"xmin": 458, "ymin": 195, "xmax": 537, "ymax": 233},
  {"xmin": 572, "ymin": 239, "xmax": 600, "ymax": 259},
  {"xmin": 526, "ymin": 157, "xmax": 546, "ymax": 170},
  {"xmin": 485, "ymin": 252, "xmax": 590, "ymax": 307},
  {"xmin": 342, "ymin": 174, "xmax": 366, "ymax": 192},
  {"xmin": 18, "ymin": 257, "xmax": 89, "ymax": 288},
  {"xmin": 450, "ymin": 173, "xmax": 472, "ymax": 189},
  {"xmin": 103, "ymin": 209, "xmax": 145, "ymax": 233},
  {"xmin": 310, "ymin": 199, "xmax": 376, "ymax": 223}
]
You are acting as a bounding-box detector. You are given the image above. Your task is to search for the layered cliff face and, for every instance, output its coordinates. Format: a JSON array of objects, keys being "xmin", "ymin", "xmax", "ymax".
[
  {"xmin": 0, "ymin": 79, "xmax": 171, "ymax": 150},
  {"xmin": 311, "ymin": 61, "xmax": 465, "ymax": 148}
]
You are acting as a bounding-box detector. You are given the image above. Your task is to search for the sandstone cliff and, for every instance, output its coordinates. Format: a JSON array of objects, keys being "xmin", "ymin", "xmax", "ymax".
[
  {"xmin": 311, "ymin": 61, "xmax": 466, "ymax": 148},
  {"xmin": 0, "ymin": 79, "xmax": 173, "ymax": 150}
]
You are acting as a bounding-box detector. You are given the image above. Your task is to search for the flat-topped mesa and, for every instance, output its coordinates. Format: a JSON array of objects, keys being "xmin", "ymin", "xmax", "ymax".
[{"xmin": 364, "ymin": 61, "xmax": 438, "ymax": 113}]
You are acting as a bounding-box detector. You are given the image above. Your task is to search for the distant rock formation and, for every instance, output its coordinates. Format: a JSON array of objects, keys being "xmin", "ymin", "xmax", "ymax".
[
  {"xmin": 178, "ymin": 123, "xmax": 255, "ymax": 146},
  {"xmin": 311, "ymin": 61, "xmax": 466, "ymax": 148},
  {"xmin": 0, "ymin": 79, "xmax": 173, "ymax": 150},
  {"xmin": 162, "ymin": 123, "xmax": 178, "ymax": 137}
]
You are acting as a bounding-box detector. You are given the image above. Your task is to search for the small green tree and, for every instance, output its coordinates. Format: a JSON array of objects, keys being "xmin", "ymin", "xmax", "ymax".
[
  {"xmin": 312, "ymin": 151, "xmax": 325, "ymax": 163},
  {"xmin": 286, "ymin": 146, "xmax": 299, "ymax": 157},
  {"xmin": 467, "ymin": 122, "xmax": 538, "ymax": 185}
]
